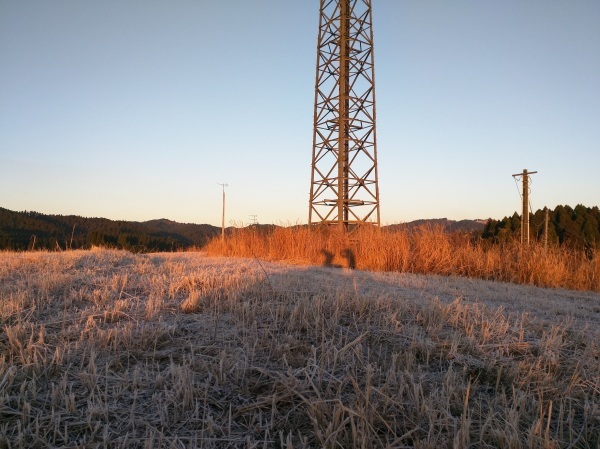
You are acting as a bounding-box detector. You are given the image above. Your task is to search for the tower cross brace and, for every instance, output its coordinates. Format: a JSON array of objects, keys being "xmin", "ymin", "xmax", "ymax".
[{"xmin": 309, "ymin": 0, "xmax": 380, "ymax": 229}]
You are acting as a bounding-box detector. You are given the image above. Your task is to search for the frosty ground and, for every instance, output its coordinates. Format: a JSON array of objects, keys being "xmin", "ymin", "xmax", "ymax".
[{"xmin": 1, "ymin": 249, "xmax": 599, "ymax": 448}]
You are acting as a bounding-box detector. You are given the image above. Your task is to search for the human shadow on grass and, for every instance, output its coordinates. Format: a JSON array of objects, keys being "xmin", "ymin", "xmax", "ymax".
[{"xmin": 320, "ymin": 248, "xmax": 356, "ymax": 269}]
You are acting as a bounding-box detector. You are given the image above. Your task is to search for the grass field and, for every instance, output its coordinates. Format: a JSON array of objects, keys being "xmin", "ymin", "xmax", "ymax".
[
  {"xmin": 1, "ymin": 249, "xmax": 599, "ymax": 448},
  {"xmin": 205, "ymin": 226, "xmax": 600, "ymax": 293}
]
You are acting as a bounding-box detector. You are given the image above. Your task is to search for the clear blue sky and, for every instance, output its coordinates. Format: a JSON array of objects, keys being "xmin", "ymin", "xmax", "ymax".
[{"xmin": 1, "ymin": 1, "xmax": 599, "ymax": 226}]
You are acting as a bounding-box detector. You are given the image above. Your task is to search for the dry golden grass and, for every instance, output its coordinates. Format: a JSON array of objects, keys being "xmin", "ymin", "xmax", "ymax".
[
  {"xmin": 1, "ymin": 249, "xmax": 599, "ymax": 448},
  {"xmin": 205, "ymin": 226, "xmax": 600, "ymax": 292}
]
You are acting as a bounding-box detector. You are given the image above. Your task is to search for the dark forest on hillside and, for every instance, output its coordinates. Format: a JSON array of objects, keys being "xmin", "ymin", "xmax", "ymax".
[
  {"xmin": 0, "ymin": 208, "xmax": 219, "ymax": 251},
  {"xmin": 482, "ymin": 204, "xmax": 600, "ymax": 250},
  {"xmin": 1, "ymin": 205, "xmax": 598, "ymax": 252}
]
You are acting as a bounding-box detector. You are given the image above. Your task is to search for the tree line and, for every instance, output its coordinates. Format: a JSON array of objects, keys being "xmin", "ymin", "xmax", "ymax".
[
  {"xmin": 0, "ymin": 208, "xmax": 220, "ymax": 251},
  {"xmin": 1, "ymin": 204, "xmax": 598, "ymax": 252},
  {"xmin": 482, "ymin": 204, "xmax": 600, "ymax": 250}
]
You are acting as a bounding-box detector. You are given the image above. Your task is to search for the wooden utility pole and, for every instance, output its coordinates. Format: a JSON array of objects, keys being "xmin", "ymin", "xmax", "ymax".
[
  {"xmin": 544, "ymin": 207, "xmax": 549, "ymax": 250},
  {"xmin": 512, "ymin": 169, "xmax": 537, "ymax": 245},
  {"xmin": 218, "ymin": 183, "xmax": 228, "ymax": 241}
]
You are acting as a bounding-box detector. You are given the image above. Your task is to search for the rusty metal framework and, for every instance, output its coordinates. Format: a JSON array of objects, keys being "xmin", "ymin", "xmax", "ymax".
[{"xmin": 309, "ymin": 0, "xmax": 380, "ymax": 228}]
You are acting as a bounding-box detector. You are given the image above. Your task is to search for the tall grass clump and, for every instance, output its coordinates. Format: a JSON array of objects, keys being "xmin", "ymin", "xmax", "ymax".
[{"xmin": 205, "ymin": 225, "xmax": 600, "ymax": 292}]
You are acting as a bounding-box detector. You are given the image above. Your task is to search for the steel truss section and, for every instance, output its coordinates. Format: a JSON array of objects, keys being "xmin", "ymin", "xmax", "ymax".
[{"xmin": 309, "ymin": 0, "xmax": 380, "ymax": 229}]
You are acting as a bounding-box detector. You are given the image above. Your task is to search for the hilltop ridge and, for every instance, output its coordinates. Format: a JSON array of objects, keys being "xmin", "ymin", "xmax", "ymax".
[{"xmin": 1, "ymin": 205, "xmax": 598, "ymax": 251}]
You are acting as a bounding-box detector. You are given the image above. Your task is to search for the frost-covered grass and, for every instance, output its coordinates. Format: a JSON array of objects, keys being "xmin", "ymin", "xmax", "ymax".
[{"xmin": 1, "ymin": 249, "xmax": 599, "ymax": 448}]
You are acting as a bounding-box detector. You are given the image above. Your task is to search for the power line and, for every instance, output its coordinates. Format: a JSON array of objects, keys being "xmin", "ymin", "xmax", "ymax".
[{"xmin": 513, "ymin": 175, "xmax": 523, "ymax": 200}]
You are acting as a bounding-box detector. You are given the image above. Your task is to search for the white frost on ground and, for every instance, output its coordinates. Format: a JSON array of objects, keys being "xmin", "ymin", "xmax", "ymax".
[{"xmin": 159, "ymin": 252, "xmax": 600, "ymax": 336}]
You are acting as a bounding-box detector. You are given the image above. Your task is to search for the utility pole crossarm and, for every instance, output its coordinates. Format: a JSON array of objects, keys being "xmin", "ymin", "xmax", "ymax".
[{"xmin": 512, "ymin": 170, "xmax": 538, "ymax": 177}]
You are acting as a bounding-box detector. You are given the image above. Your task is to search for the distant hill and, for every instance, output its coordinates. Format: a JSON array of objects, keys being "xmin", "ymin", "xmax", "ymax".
[
  {"xmin": 0, "ymin": 207, "xmax": 220, "ymax": 251},
  {"xmin": 384, "ymin": 218, "xmax": 487, "ymax": 233},
  {"xmin": 2, "ymin": 208, "xmax": 487, "ymax": 252},
  {"xmin": 3, "ymin": 204, "xmax": 597, "ymax": 251}
]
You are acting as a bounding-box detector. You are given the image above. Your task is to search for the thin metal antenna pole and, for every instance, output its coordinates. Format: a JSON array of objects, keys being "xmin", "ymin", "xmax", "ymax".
[
  {"xmin": 69, "ymin": 223, "xmax": 76, "ymax": 250},
  {"xmin": 218, "ymin": 183, "xmax": 228, "ymax": 241}
]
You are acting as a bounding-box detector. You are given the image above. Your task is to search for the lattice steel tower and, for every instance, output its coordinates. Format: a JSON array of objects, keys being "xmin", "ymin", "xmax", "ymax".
[{"xmin": 309, "ymin": 0, "xmax": 380, "ymax": 228}]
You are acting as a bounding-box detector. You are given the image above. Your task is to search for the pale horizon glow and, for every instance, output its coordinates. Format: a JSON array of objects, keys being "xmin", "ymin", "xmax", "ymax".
[{"xmin": 1, "ymin": 1, "xmax": 599, "ymax": 227}]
